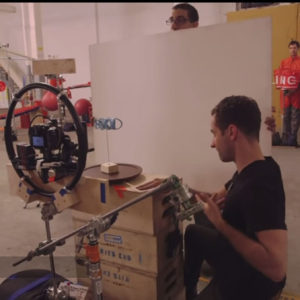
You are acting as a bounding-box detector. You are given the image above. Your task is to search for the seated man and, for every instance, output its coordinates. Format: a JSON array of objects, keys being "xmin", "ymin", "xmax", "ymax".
[{"xmin": 185, "ymin": 96, "xmax": 287, "ymax": 300}]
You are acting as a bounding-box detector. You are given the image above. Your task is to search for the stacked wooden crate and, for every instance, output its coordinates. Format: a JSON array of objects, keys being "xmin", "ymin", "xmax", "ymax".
[{"xmin": 71, "ymin": 173, "xmax": 185, "ymax": 300}]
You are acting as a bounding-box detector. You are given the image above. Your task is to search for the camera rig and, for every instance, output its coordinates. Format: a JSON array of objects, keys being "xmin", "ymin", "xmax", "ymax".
[{"xmin": 4, "ymin": 82, "xmax": 88, "ymax": 198}]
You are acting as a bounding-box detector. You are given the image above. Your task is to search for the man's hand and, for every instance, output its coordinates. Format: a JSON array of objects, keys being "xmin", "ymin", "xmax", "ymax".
[
  {"xmin": 198, "ymin": 192, "xmax": 288, "ymax": 282},
  {"xmin": 283, "ymin": 88, "xmax": 296, "ymax": 96},
  {"xmin": 196, "ymin": 193, "xmax": 224, "ymax": 229},
  {"xmin": 195, "ymin": 191, "xmax": 212, "ymax": 202},
  {"xmin": 195, "ymin": 191, "xmax": 226, "ymax": 209},
  {"xmin": 264, "ymin": 116, "xmax": 276, "ymax": 133}
]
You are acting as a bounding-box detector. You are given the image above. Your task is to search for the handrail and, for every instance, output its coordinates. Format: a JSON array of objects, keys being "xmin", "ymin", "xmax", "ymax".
[{"xmin": 0, "ymin": 48, "xmax": 34, "ymax": 61}]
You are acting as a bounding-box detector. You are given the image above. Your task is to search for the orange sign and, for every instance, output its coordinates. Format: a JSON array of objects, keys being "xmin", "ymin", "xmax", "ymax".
[{"xmin": 274, "ymin": 68, "xmax": 300, "ymax": 89}]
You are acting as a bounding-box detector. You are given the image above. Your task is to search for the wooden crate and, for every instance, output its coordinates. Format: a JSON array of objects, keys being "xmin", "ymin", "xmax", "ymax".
[
  {"xmin": 72, "ymin": 212, "xmax": 183, "ymax": 273},
  {"xmin": 7, "ymin": 163, "xmax": 177, "ymax": 235},
  {"xmin": 71, "ymin": 173, "xmax": 175, "ymax": 235},
  {"xmin": 75, "ymin": 257, "xmax": 185, "ymax": 300}
]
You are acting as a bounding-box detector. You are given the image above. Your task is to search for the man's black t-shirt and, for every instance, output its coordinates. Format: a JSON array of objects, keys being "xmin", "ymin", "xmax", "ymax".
[
  {"xmin": 219, "ymin": 156, "xmax": 287, "ymax": 299},
  {"xmin": 223, "ymin": 156, "xmax": 286, "ymax": 238}
]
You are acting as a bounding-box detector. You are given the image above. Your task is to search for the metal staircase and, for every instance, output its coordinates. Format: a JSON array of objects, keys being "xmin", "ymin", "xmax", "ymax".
[
  {"xmin": 0, "ymin": 47, "xmax": 29, "ymax": 98},
  {"xmin": 0, "ymin": 65, "xmax": 20, "ymax": 95}
]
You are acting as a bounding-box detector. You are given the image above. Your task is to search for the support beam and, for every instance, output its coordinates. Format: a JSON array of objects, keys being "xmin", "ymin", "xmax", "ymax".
[{"xmin": 21, "ymin": 3, "xmax": 45, "ymax": 85}]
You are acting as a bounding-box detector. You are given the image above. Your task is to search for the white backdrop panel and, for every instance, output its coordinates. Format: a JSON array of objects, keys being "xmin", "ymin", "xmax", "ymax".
[{"xmin": 89, "ymin": 18, "xmax": 272, "ymax": 191}]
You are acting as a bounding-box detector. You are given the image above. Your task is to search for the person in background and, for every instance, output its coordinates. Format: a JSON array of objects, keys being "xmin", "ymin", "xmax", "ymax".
[
  {"xmin": 279, "ymin": 40, "xmax": 300, "ymax": 146},
  {"xmin": 184, "ymin": 96, "xmax": 287, "ymax": 300},
  {"xmin": 166, "ymin": 3, "xmax": 199, "ymax": 31}
]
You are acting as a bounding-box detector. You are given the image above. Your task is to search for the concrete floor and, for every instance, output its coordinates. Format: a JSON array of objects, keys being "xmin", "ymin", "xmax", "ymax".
[{"xmin": 0, "ymin": 129, "xmax": 299, "ymax": 296}]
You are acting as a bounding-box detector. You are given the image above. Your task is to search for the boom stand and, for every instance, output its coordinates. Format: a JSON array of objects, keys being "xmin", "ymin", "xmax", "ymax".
[
  {"xmin": 12, "ymin": 175, "xmax": 204, "ymax": 299},
  {"xmin": 13, "ymin": 201, "xmax": 66, "ymax": 299},
  {"xmin": 85, "ymin": 233, "xmax": 103, "ymax": 300},
  {"xmin": 41, "ymin": 203, "xmax": 59, "ymax": 298}
]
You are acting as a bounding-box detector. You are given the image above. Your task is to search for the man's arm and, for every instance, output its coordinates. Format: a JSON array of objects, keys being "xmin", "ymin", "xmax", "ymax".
[
  {"xmin": 199, "ymin": 194, "xmax": 287, "ymax": 282},
  {"xmin": 283, "ymin": 82, "xmax": 300, "ymax": 97}
]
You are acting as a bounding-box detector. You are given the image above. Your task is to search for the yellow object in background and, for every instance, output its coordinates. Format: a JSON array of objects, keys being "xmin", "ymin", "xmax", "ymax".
[
  {"xmin": 280, "ymin": 293, "xmax": 300, "ymax": 300},
  {"xmin": 227, "ymin": 3, "xmax": 300, "ymax": 132}
]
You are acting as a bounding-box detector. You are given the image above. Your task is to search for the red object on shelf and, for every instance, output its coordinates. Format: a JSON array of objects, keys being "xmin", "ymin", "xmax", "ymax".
[
  {"xmin": 74, "ymin": 98, "xmax": 92, "ymax": 116},
  {"xmin": 41, "ymin": 91, "xmax": 58, "ymax": 111},
  {"xmin": 49, "ymin": 77, "xmax": 65, "ymax": 87},
  {"xmin": 20, "ymin": 114, "xmax": 30, "ymax": 128},
  {"xmin": 0, "ymin": 102, "xmax": 40, "ymax": 120},
  {"xmin": 0, "ymin": 81, "xmax": 6, "ymax": 92},
  {"xmin": 66, "ymin": 88, "xmax": 72, "ymax": 99}
]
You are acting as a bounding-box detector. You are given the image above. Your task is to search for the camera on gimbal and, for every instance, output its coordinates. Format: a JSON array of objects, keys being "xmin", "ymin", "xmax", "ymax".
[
  {"xmin": 16, "ymin": 118, "xmax": 78, "ymax": 184},
  {"xmin": 29, "ymin": 120, "xmax": 63, "ymax": 152}
]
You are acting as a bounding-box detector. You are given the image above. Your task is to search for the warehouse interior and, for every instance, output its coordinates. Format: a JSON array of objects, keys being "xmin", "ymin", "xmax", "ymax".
[{"xmin": 0, "ymin": 2, "xmax": 299, "ymax": 300}]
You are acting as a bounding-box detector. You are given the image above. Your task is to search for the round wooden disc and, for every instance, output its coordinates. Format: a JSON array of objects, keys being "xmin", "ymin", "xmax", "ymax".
[{"xmin": 83, "ymin": 163, "xmax": 143, "ymax": 183}]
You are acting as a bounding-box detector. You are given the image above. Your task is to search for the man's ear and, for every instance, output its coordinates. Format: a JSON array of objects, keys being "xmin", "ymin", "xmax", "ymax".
[{"xmin": 228, "ymin": 124, "xmax": 238, "ymax": 140}]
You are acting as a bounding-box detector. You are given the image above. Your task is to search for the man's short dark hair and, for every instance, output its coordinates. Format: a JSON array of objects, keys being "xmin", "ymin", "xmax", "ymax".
[
  {"xmin": 288, "ymin": 40, "xmax": 300, "ymax": 48},
  {"xmin": 173, "ymin": 3, "xmax": 199, "ymax": 23},
  {"xmin": 211, "ymin": 96, "xmax": 261, "ymax": 140}
]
